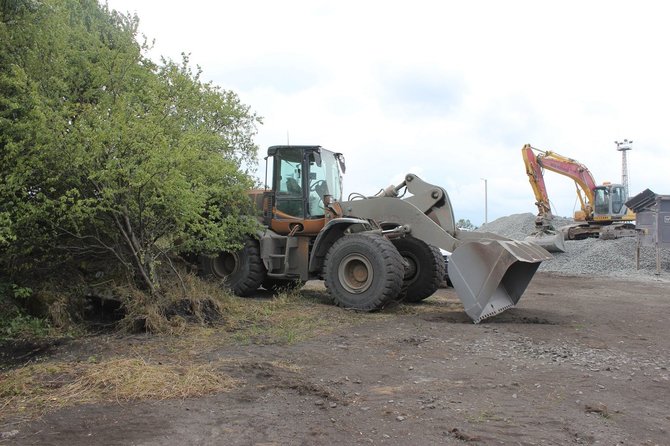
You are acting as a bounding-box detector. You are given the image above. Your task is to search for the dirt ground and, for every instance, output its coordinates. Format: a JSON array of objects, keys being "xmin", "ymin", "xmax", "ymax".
[{"xmin": 2, "ymin": 272, "xmax": 669, "ymax": 446}]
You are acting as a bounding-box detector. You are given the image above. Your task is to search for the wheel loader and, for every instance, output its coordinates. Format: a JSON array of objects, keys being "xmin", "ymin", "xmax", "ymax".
[{"xmin": 200, "ymin": 145, "xmax": 551, "ymax": 323}]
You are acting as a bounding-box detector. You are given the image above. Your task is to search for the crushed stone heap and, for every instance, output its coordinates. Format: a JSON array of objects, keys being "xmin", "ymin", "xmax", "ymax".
[{"xmin": 478, "ymin": 213, "xmax": 669, "ymax": 281}]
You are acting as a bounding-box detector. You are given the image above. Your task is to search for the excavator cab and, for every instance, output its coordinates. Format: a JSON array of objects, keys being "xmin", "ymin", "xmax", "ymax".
[{"xmin": 593, "ymin": 184, "xmax": 627, "ymax": 219}]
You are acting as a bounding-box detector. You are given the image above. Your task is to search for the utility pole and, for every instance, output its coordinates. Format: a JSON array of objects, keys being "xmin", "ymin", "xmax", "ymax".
[
  {"xmin": 614, "ymin": 139, "xmax": 632, "ymax": 199},
  {"xmin": 481, "ymin": 178, "xmax": 488, "ymax": 224}
]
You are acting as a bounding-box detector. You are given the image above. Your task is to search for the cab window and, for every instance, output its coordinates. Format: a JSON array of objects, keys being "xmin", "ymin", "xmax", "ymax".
[
  {"xmin": 611, "ymin": 186, "xmax": 625, "ymax": 214},
  {"xmin": 307, "ymin": 151, "xmax": 343, "ymax": 217},
  {"xmin": 274, "ymin": 148, "xmax": 304, "ymax": 217},
  {"xmin": 594, "ymin": 188, "xmax": 610, "ymax": 215}
]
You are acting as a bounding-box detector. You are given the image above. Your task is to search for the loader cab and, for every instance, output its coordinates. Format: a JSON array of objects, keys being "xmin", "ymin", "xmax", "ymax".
[
  {"xmin": 266, "ymin": 145, "xmax": 344, "ymax": 234},
  {"xmin": 593, "ymin": 183, "xmax": 627, "ymax": 220}
]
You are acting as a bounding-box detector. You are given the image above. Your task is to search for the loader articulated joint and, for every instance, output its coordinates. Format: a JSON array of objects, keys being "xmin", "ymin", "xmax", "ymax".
[{"xmin": 381, "ymin": 225, "xmax": 410, "ymax": 238}]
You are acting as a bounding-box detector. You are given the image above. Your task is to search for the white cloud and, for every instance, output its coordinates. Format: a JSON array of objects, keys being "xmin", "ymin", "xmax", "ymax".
[{"xmin": 108, "ymin": 0, "xmax": 670, "ymax": 225}]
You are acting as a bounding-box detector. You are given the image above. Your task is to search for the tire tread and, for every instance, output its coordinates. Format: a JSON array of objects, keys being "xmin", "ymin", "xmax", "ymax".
[{"xmin": 324, "ymin": 233, "xmax": 404, "ymax": 310}]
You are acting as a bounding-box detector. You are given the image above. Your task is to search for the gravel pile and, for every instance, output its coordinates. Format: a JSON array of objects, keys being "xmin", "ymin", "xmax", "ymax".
[
  {"xmin": 478, "ymin": 212, "xmax": 575, "ymax": 240},
  {"xmin": 477, "ymin": 213, "xmax": 670, "ymax": 281}
]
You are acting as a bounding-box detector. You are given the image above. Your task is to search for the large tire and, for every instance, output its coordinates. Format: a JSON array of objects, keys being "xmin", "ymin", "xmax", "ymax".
[
  {"xmin": 324, "ymin": 233, "xmax": 404, "ymax": 311},
  {"xmin": 199, "ymin": 238, "xmax": 266, "ymax": 297},
  {"xmin": 392, "ymin": 236, "xmax": 445, "ymax": 303}
]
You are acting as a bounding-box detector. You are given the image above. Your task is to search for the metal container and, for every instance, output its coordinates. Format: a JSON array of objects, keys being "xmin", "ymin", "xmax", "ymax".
[{"xmin": 625, "ymin": 189, "xmax": 670, "ymax": 274}]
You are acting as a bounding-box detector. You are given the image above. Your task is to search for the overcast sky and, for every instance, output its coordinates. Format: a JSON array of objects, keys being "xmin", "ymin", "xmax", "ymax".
[{"xmin": 106, "ymin": 0, "xmax": 670, "ymax": 226}]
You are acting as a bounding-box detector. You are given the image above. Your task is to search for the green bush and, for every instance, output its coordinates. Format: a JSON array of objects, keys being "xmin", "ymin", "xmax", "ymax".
[{"xmin": 1, "ymin": 1, "xmax": 262, "ymax": 310}]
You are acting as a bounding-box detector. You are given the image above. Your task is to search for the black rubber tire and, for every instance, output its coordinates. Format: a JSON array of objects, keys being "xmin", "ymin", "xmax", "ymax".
[
  {"xmin": 392, "ymin": 236, "xmax": 445, "ymax": 302},
  {"xmin": 199, "ymin": 238, "xmax": 266, "ymax": 297},
  {"xmin": 324, "ymin": 233, "xmax": 404, "ymax": 311},
  {"xmin": 262, "ymin": 278, "xmax": 305, "ymax": 294}
]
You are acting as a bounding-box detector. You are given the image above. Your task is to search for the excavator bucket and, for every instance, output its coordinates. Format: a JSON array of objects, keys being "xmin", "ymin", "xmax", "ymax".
[
  {"xmin": 448, "ymin": 239, "xmax": 552, "ymax": 323},
  {"xmin": 525, "ymin": 231, "xmax": 566, "ymax": 253}
]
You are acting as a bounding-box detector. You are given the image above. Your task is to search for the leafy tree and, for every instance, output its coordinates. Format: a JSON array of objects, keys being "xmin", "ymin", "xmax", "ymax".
[
  {"xmin": 0, "ymin": 0, "xmax": 262, "ymax": 296},
  {"xmin": 456, "ymin": 219, "xmax": 477, "ymax": 230}
]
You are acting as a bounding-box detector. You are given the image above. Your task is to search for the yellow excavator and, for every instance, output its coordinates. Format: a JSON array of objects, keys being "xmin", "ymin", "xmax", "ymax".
[
  {"xmin": 200, "ymin": 145, "xmax": 551, "ymax": 323},
  {"xmin": 522, "ymin": 144, "xmax": 636, "ymax": 252}
]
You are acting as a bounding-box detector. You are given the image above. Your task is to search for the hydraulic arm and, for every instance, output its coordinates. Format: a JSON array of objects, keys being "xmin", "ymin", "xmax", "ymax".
[{"xmin": 340, "ymin": 174, "xmax": 552, "ymax": 322}]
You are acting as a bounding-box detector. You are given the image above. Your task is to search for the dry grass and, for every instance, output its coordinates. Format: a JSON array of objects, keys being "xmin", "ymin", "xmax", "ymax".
[
  {"xmin": 0, "ymin": 284, "xmax": 357, "ymax": 424},
  {"xmin": 267, "ymin": 359, "xmax": 302, "ymax": 373},
  {"xmin": 219, "ymin": 286, "xmax": 382, "ymax": 345},
  {"xmin": 0, "ymin": 279, "xmax": 448, "ymax": 425},
  {"xmin": 0, "ymin": 357, "xmax": 239, "ymax": 422},
  {"xmin": 116, "ymin": 274, "xmax": 231, "ymax": 334}
]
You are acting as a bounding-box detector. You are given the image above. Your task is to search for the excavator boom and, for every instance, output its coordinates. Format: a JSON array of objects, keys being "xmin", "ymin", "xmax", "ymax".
[
  {"xmin": 521, "ymin": 145, "xmax": 567, "ymax": 252},
  {"xmin": 522, "ymin": 145, "xmax": 553, "ymax": 221},
  {"xmin": 522, "ymin": 144, "xmax": 598, "ymax": 220}
]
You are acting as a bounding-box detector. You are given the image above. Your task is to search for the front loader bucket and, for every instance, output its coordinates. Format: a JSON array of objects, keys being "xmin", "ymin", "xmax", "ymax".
[
  {"xmin": 448, "ymin": 240, "xmax": 552, "ymax": 323},
  {"xmin": 524, "ymin": 231, "xmax": 566, "ymax": 253}
]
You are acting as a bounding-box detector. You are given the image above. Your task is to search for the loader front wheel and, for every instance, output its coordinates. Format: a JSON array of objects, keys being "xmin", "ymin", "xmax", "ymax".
[
  {"xmin": 199, "ymin": 238, "xmax": 265, "ymax": 297},
  {"xmin": 392, "ymin": 236, "xmax": 445, "ymax": 303},
  {"xmin": 324, "ymin": 233, "xmax": 404, "ymax": 311}
]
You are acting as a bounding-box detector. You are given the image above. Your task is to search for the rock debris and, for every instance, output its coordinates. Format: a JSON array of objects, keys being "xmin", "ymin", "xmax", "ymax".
[{"xmin": 478, "ymin": 213, "xmax": 669, "ymax": 280}]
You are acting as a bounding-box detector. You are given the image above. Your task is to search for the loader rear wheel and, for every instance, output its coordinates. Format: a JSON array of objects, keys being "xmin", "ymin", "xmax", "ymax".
[
  {"xmin": 199, "ymin": 238, "xmax": 265, "ymax": 297},
  {"xmin": 324, "ymin": 233, "xmax": 404, "ymax": 311},
  {"xmin": 392, "ymin": 236, "xmax": 445, "ymax": 303}
]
